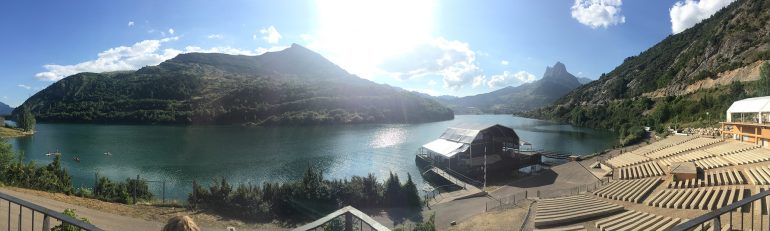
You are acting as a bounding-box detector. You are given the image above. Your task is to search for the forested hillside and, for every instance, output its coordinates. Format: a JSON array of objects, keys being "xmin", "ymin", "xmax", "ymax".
[
  {"xmin": 13, "ymin": 44, "xmax": 454, "ymax": 125},
  {"xmin": 522, "ymin": 0, "xmax": 770, "ymax": 142}
]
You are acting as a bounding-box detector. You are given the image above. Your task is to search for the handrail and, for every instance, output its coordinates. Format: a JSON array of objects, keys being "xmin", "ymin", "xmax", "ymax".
[
  {"xmin": 0, "ymin": 191, "xmax": 104, "ymax": 231},
  {"xmin": 670, "ymin": 187, "xmax": 770, "ymax": 231}
]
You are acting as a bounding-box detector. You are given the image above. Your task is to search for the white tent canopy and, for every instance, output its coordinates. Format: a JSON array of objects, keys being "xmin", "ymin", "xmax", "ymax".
[
  {"xmin": 726, "ymin": 96, "xmax": 770, "ymax": 122},
  {"xmin": 422, "ymin": 139, "xmax": 470, "ymax": 158}
]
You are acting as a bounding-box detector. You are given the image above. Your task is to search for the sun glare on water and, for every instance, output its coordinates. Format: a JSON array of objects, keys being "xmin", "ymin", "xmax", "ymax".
[{"xmin": 313, "ymin": 0, "xmax": 436, "ymax": 75}]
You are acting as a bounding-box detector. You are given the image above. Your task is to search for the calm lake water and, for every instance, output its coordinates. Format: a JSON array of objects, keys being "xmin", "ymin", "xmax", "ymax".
[{"xmin": 8, "ymin": 115, "xmax": 617, "ymax": 200}]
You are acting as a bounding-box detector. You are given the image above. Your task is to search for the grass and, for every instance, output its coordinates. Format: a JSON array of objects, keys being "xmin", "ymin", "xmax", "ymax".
[{"xmin": 0, "ymin": 127, "xmax": 29, "ymax": 138}]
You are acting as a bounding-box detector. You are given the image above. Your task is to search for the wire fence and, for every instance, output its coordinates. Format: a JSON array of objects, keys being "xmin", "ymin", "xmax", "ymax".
[{"xmin": 485, "ymin": 177, "xmax": 612, "ymax": 212}]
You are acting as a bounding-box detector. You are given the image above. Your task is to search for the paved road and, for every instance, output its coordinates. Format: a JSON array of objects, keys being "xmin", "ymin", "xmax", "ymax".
[{"xmin": 426, "ymin": 161, "xmax": 600, "ymax": 229}]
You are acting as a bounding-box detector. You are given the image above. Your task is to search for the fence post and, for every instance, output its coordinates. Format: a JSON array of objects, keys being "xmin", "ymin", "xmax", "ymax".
[
  {"xmin": 133, "ymin": 174, "xmax": 139, "ymax": 204},
  {"xmin": 43, "ymin": 215, "xmax": 50, "ymax": 231},
  {"xmin": 345, "ymin": 212, "xmax": 353, "ymax": 231},
  {"xmin": 162, "ymin": 180, "xmax": 166, "ymax": 204}
]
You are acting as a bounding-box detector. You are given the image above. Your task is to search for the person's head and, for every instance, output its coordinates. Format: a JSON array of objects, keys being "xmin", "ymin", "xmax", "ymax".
[{"xmin": 162, "ymin": 215, "xmax": 200, "ymax": 231}]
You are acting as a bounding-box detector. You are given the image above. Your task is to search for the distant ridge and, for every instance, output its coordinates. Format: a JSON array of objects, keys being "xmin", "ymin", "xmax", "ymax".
[
  {"xmin": 14, "ymin": 44, "xmax": 454, "ymax": 125},
  {"xmin": 0, "ymin": 102, "xmax": 12, "ymax": 115},
  {"xmin": 435, "ymin": 62, "xmax": 583, "ymax": 114}
]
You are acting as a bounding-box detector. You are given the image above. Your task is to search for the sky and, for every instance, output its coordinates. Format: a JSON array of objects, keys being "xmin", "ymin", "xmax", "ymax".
[{"xmin": 0, "ymin": 0, "xmax": 738, "ymax": 107}]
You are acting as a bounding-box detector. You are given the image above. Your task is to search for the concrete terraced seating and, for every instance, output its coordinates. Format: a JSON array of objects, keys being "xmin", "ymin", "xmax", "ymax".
[
  {"xmin": 535, "ymin": 195, "xmax": 624, "ymax": 228},
  {"xmin": 606, "ymin": 153, "xmax": 651, "ymax": 168},
  {"xmin": 594, "ymin": 178, "xmax": 660, "ymax": 203},
  {"xmin": 594, "ymin": 210, "xmax": 686, "ymax": 231},
  {"xmin": 669, "ymin": 169, "xmax": 746, "ymax": 188},
  {"xmin": 721, "ymin": 148, "xmax": 770, "ymax": 165},
  {"xmin": 645, "ymin": 137, "xmax": 722, "ymax": 160},
  {"xmin": 645, "ymin": 186, "xmax": 748, "ymax": 210},
  {"xmin": 658, "ymin": 150, "xmax": 715, "ymax": 167},
  {"xmin": 617, "ymin": 161, "xmax": 665, "ymax": 180},
  {"xmin": 533, "ymin": 225, "xmax": 586, "ymax": 231},
  {"xmin": 705, "ymin": 141, "xmax": 760, "ymax": 156},
  {"xmin": 693, "ymin": 156, "xmax": 731, "ymax": 170},
  {"xmin": 632, "ymin": 135, "xmax": 698, "ymax": 156},
  {"xmin": 689, "ymin": 220, "xmax": 731, "ymax": 231},
  {"xmin": 743, "ymin": 165, "xmax": 770, "ymax": 185}
]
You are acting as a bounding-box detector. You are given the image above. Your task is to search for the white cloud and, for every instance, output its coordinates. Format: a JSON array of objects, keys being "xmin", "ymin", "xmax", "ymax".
[
  {"xmin": 128, "ymin": 21, "xmax": 134, "ymax": 27},
  {"xmin": 427, "ymin": 80, "xmax": 438, "ymax": 86},
  {"xmin": 380, "ymin": 37, "xmax": 483, "ymax": 90},
  {"xmin": 259, "ymin": 26, "xmax": 282, "ymax": 44},
  {"xmin": 33, "ymin": 37, "xmax": 293, "ymax": 81},
  {"xmin": 168, "ymin": 28, "xmax": 175, "ymax": 35},
  {"xmin": 17, "ymin": 84, "xmax": 31, "ymax": 90},
  {"xmin": 669, "ymin": 0, "xmax": 735, "ymax": 34},
  {"xmin": 571, "ymin": 0, "xmax": 626, "ymax": 29},
  {"xmin": 35, "ymin": 37, "xmax": 181, "ymax": 81},
  {"xmin": 485, "ymin": 71, "xmax": 536, "ymax": 88},
  {"xmin": 207, "ymin": 34, "xmax": 224, "ymax": 39},
  {"xmin": 501, "ymin": 60, "xmax": 509, "ymax": 65}
]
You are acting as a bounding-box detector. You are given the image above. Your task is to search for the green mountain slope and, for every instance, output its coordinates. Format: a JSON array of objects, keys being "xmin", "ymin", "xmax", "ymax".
[
  {"xmin": 521, "ymin": 0, "xmax": 770, "ymax": 135},
  {"xmin": 437, "ymin": 62, "xmax": 583, "ymax": 114},
  {"xmin": 14, "ymin": 44, "xmax": 454, "ymax": 125}
]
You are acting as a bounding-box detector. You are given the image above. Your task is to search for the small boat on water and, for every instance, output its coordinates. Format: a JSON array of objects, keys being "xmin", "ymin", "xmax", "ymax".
[
  {"xmin": 104, "ymin": 152, "xmax": 112, "ymax": 156},
  {"xmin": 45, "ymin": 150, "xmax": 62, "ymax": 156},
  {"xmin": 73, "ymin": 156, "xmax": 80, "ymax": 163}
]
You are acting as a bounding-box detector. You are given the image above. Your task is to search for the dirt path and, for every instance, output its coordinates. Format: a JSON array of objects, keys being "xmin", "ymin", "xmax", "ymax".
[{"xmin": 0, "ymin": 187, "xmax": 286, "ymax": 231}]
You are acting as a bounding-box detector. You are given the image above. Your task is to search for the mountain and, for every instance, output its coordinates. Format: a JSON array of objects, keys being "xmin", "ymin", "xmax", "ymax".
[
  {"xmin": 0, "ymin": 102, "xmax": 12, "ymax": 115},
  {"xmin": 13, "ymin": 44, "xmax": 454, "ymax": 125},
  {"xmin": 577, "ymin": 77, "xmax": 593, "ymax": 84},
  {"xmin": 437, "ymin": 62, "xmax": 583, "ymax": 114},
  {"xmin": 521, "ymin": 0, "xmax": 770, "ymax": 133}
]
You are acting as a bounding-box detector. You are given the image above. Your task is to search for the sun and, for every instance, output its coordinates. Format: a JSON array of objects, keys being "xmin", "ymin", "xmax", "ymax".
[{"xmin": 311, "ymin": 0, "xmax": 436, "ymax": 76}]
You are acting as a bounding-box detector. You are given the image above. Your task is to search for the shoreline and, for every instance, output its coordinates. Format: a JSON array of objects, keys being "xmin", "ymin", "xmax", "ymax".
[{"xmin": 0, "ymin": 127, "xmax": 33, "ymax": 138}]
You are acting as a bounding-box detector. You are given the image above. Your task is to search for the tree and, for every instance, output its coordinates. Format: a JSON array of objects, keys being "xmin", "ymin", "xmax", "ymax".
[
  {"xmin": 17, "ymin": 106, "xmax": 35, "ymax": 132},
  {"xmin": 759, "ymin": 63, "xmax": 770, "ymax": 96},
  {"xmin": 384, "ymin": 172, "xmax": 402, "ymax": 207},
  {"xmin": 402, "ymin": 173, "xmax": 421, "ymax": 208},
  {"xmin": 0, "ymin": 139, "xmax": 15, "ymax": 179}
]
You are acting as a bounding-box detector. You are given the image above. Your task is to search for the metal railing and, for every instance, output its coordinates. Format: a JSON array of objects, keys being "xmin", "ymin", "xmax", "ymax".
[
  {"xmin": 293, "ymin": 206, "xmax": 390, "ymax": 231},
  {"xmin": 671, "ymin": 188, "xmax": 770, "ymax": 231},
  {"xmin": 0, "ymin": 191, "xmax": 104, "ymax": 231},
  {"xmin": 485, "ymin": 177, "xmax": 612, "ymax": 211}
]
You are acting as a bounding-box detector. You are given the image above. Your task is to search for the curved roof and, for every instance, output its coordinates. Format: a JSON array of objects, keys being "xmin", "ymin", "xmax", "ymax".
[{"xmin": 727, "ymin": 96, "xmax": 770, "ymax": 113}]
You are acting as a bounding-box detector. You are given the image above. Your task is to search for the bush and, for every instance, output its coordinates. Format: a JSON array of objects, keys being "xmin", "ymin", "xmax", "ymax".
[{"xmin": 51, "ymin": 209, "xmax": 90, "ymax": 231}]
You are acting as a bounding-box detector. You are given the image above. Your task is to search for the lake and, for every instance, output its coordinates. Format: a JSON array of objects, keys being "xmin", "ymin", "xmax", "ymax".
[{"xmin": 8, "ymin": 115, "xmax": 617, "ymax": 200}]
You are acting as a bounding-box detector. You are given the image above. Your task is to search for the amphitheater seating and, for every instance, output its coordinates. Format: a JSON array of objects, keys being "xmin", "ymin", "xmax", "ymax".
[
  {"xmin": 693, "ymin": 156, "xmax": 731, "ymax": 170},
  {"xmin": 533, "ymin": 225, "xmax": 586, "ymax": 231},
  {"xmin": 704, "ymin": 141, "xmax": 759, "ymax": 156},
  {"xmin": 646, "ymin": 186, "xmax": 747, "ymax": 210},
  {"xmin": 645, "ymin": 138, "xmax": 722, "ymax": 160},
  {"xmin": 721, "ymin": 148, "xmax": 770, "ymax": 165},
  {"xmin": 606, "ymin": 153, "xmax": 651, "ymax": 168},
  {"xmin": 743, "ymin": 166, "xmax": 770, "ymax": 185},
  {"xmin": 617, "ymin": 161, "xmax": 665, "ymax": 180},
  {"xmin": 658, "ymin": 150, "xmax": 715, "ymax": 167},
  {"xmin": 632, "ymin": 135, "xmax": 697, "ymax": 156},
  {"xmin": 669, "ymin": 169, "xmax": 745, "ymax": 188},
  {"xmin": 535, "ymin": 195, "xmax": 624, "ymax": 228},
  {"xmin": 594, "ymin": 178, "xmax": 660, "ymax": 203},
  {"xmin": 594, "ymin": 210, "xmax": 686, "ymax": 231}
]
